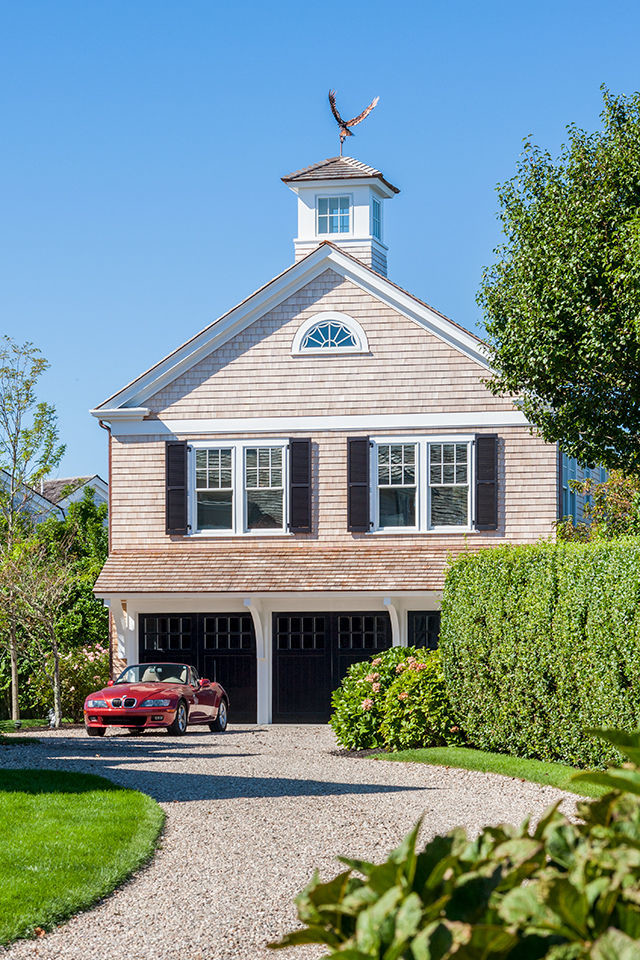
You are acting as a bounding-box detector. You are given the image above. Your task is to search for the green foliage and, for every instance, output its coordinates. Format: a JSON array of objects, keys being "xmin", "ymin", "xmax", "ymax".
[
  {"xmin": 271, "ymin": 729, "xmax": 640, "ymax": 959},
  {"xmin": 380, "ymin": 651, "xmax": 463, "ymax": 751},
  {"xmin": 478, "ymin": 88, "xmax": 640, "ymax": 474},
  {"xmin": 440, "ymin": 539, "xmax": 640, "ymax": 767},
  {"xmin": 330, "ymin": 647, "xmax": 412, "ymax": 750},
  {"xmin": 25, "ymin": 641, "xmax": 109, "ymax": 721},
  {"xmin": 557, "ymin": 471, "xmax": 640, "ymax": 542},
  {"xmin": 330, "ymin": 648, "xmax": 461, "ymax": 752}
]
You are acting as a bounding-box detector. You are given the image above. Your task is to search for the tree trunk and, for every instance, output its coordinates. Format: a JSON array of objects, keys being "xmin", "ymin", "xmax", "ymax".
[
  {"xmin": 52, "ymin": 642, "xmax": 62, "ymax": 728},
  {"xmin": 9, "ymin": 616, "xmax": 19, "ymax": 723}
]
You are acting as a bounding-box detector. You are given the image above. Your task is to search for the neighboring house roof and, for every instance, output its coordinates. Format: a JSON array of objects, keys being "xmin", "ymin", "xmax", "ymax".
[
  {"xmin": 94, "ymin": 542, "xmax": 492, "ymax": 595},
  {"xmin": 0, "ymin": 469, "xmax": 64, "ymax": 522},
  {"xmin": 92, "ymin": 241, "xmax": 489, "ymax": 417},
  {"xmin": 282, "ymin": 156, "xmax": 400, "ymax": 194},
  {"xmin": 42, "ymin": 475, "xmax": 107, "ymax": 504}
]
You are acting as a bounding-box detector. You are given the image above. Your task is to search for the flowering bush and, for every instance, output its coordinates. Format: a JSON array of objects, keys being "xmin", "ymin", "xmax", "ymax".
[
  {"xmin": 26, "ymin": 642, "xmax": 109, "ymax": 721},
  {"xmin": 329, "ymin": 647, "xmax": 414, "ymax": 750},
  {"xmin": 329, "ymin": 646, "xmax": 463, "ymax": 751},
  {"xmin": 380, "ymin": 650, "xmax": 463, "ymax": 750}
]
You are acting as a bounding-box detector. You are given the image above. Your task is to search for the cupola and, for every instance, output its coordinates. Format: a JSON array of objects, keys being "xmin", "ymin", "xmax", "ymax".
[{"xmin": 282, "ymin": 156, "xmax": 399, "ymax": 276}]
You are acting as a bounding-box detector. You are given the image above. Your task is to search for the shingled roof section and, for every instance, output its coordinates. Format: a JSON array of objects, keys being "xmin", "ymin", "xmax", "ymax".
[
  {"xmin": 94, "ymin": 543, "xmax": 495, "ymax": 595},
  {"xmin": 42, "ymin": 476, "xmax": 92, "ymax": 503},
  {"xmin": 282, "ymin": 156, "xmax": 400, "ymax": 194}
]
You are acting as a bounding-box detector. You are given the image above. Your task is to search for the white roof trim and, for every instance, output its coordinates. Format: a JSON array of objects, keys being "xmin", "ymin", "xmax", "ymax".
[{"xmin": 92, "ymin": 245, "xmax": 490, "ymax": 417}]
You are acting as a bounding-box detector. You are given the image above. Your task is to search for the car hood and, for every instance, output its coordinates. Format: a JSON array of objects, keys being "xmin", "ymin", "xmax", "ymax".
[{"xmin": 86, "ymin": 682, "xmax": 185, "ymax": 702}]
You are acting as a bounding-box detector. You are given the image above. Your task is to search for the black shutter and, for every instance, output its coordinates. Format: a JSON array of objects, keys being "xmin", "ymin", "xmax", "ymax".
[
  {"xmin": 347, "ymin": 437, "xmax": 370, "ymax": 532},
  {"xmin": 289, "ymin": 438, "xmax": 312, "ymax": 533},
  {"xmin": 475, "ymin": 434, "xmax": 498, "ymax": 530},
  {"xmin": 166, "ymin": 441, "xmax": 188, "ymax": 535}
]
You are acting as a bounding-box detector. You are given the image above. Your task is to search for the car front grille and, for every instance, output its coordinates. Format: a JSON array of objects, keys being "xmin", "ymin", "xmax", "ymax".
[
  {"xmin": 111, "ymin": 698, "xmax": 122, "ymax": 708},
  {"xmin": 123, "ymin": 697, "xmax": 136, "ymax": 708}
]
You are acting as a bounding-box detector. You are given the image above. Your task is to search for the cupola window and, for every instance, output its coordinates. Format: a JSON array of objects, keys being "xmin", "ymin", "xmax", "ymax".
[
  {"xmin": 317, "ymin": 196, "xmax": 350, "ymax": 234},
  {"xmin": 371, "ymin": 197, "xmax": 382, "ymax": 239},
  {"xmin": 292, "ymin": 311, "xmax": 369, "ymax": 356}
]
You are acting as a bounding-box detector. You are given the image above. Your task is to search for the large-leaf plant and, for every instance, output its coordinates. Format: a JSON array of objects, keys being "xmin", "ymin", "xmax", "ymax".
[{"xmin": 271, "ymin": 730, "xmax": 640, "ymax": 959}]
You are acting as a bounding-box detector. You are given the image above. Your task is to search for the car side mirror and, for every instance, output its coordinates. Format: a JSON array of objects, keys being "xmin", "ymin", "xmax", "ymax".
[
  {"xmin": 199, "ymin": 678, "xmax": 211, "ymax": 688},
  {"xmin": 107, "ymin": 679, "xmax": 114, "ymax": 686}
]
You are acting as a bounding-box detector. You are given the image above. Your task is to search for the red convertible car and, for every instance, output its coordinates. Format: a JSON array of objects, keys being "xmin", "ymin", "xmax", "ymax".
[{"xmin": 83, "ymin": 662, "xmax": 229, "ymax": 737}]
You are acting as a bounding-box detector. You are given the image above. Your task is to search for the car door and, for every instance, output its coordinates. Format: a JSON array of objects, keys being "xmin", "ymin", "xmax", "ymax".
[
  {"xmin": 194, "ymin": 667, "xmax": 217, "ymax": 720},
  {"xmin": 187, "ymin": 667, "xmax": 208, "ymax": 723}
]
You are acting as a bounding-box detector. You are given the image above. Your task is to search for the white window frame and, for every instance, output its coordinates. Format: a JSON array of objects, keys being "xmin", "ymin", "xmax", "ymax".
[
  {"xmin": 370, "ymin": 435, "xmax": 475, "ymax": 533},
  {"xmin": 371, "ymin": 196, "xmax": 382, "ymax": 240},
  {"xmin": 316, "ymin": 193, "xmax": 353, "ymax": 237},
  {"xmin": 291, "ymin": 311, "xmax": 369, "ymax": 356},
  {"xmin": 188, "ymin": 439, "xmax": 289, "ymax": 537}
]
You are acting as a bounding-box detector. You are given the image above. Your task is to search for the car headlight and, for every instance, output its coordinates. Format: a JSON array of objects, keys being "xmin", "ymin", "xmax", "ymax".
[
  {"xmin": 86, "ymin": 699, "xmax": 108, "ymax": 709},
  {"xmin": 140, "ymin": 699, "xmax": 171, "ymax": 708}
]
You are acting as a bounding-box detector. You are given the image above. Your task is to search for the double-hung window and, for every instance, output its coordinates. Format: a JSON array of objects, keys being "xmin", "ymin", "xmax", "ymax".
[
  {"xmin": 195, "ymin": 447, "xmax": 234, "ymax": 531},
  {"xmin": 192, "ymin": 441, "xmax": 287, "ymax": 534},
  {"xmin": 428, "ymin": 443, "xmax": 469, "ymax": 527},
  {"xmin": 245, "ymin": 447, "xmax": 284, "ymax": 530},
  {"xmin": 376, "ymin": 443, "xmax": 417, "ymax": 527},
  {"xmin": 317, "ymin": 196, "xmax": 350, "ymax": 234},
  {"xmin": 372, "ymin": 437, "xmax": 472, "ymax": 531}
]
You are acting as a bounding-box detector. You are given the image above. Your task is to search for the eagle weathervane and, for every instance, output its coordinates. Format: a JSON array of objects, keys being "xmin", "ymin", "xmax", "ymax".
[{"xmin": 328, "ymin": 90, "xmax": 379, "ymax": 156}]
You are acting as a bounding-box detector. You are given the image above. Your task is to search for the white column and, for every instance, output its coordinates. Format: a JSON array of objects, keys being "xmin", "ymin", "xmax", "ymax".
[
  {"xmin": 244, "ymin": 598, "xmax": 271, "ymax": 724},
  {"xmin": 383, "ymin": 597, "xmax": 403, "ymax": 647}
]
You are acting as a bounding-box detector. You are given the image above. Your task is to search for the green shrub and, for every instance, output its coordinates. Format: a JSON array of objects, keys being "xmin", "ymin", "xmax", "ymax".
[
  {"xmin": 271, "ymin": 728, "xmax": 640, "ymax": 959},
  {"xmin": 329, "ymin": 647, "xmax": 413, "ymax": 750},
  {"xmin": 26, "ymin": 642, "xmax": 109, "ymax": 722},
  {"xmin": 380, "ymin": 651, "xmax": 463, "ymax": 751},
  {"xmin": 441, "ymin": 538, "xmax": 640, "ymax": 767}
]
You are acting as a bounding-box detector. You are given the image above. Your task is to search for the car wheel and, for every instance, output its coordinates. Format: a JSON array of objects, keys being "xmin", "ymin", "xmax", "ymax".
[
  {"xmin": 167, "ymin": 699, "xmax": 188, "ymax": 736},
  {"xmin": 86, "ymin": 726, "xmax": 105, "ymax": 737},
  {"xmin": 209, "ymin": 698, "xmax": 228, "ymax": 733}
]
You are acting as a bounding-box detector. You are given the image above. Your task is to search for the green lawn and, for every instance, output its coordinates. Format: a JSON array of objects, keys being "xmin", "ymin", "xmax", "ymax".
[
  {"xmin": 0, "ymin": 719, "xmax": 71, "ymax": 733},
  {"xmin": 0, "ymin": 769, "xmax": 164, "ymax": 945},
  {"xmin": 378, "ymin": 746, "xmax": 607, "ymax": 798}
]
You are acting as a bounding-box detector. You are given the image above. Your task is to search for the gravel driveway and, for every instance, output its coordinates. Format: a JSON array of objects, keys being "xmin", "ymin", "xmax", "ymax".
[{"xmin": 1, "ymin": 724, "xmax": 577, "ymax": 960}]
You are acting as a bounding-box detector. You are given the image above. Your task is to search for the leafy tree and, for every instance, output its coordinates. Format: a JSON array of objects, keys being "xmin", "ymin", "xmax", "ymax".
[
  {"xmin": 479, "ymin": 87, "xmax": 640, "ymax": 473},
  {"xmin": 557, "ymin": 470, "xmax": 640, "ymax": 540},
  {"xmin": 0, "ymin": 337, "xmax": 65, "ymax": 721}
]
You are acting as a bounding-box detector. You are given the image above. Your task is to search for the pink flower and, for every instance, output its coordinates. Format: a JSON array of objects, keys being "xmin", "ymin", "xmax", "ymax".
[
  {"xmin": 365, "ymin": 673, "xmax": 380, "ymax": 683},
  {"xmin": 371, "ymin": 657, "xmax": 382, "ymax": 666},
  {"xmin": 372, "ymin": 682, "xmax": 381, "ymax": 693},
  {"xmin": 361, "ymin": 698, "xmax": 374, "ymax": 711},
  {"xmin": 398, "ymin": 691, "xmax": 409, "ymax": 701},
  {"xmin": 395, "ymin": 663, "xmax": 406, "ymax": 674}
]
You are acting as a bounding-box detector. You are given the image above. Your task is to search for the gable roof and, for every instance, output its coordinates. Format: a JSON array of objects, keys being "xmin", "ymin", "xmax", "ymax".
[
  {"xmin": 92, "ymin": 241, "xmax": 489, "ymax": 418},
  {"xmin": 282, "ymin": 156, "xmax": 400, "ymax": 194},
  {"xmin": 42, "ymin": 475, "xmax": 107, "ymax": 504}
]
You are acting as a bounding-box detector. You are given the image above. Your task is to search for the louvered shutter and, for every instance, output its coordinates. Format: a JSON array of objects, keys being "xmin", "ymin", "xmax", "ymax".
[
  {"xmin": 289, "ymin": 438, "xmax": 312, "ymax": 533},
  {"xmin": 347, "ymin": 437, "xmax": 370, "ymax": 532},
  {"xmin": 166, "ymin": 441, "xmax": 188, "ymax": 535},
  {"xmin": 475, "ymin": 435, "xmax": 498, "ymax": 530}
]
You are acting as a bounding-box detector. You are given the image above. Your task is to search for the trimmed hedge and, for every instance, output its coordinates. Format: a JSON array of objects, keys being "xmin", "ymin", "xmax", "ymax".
[{"xmin": 440, "ymin": 538, "xmax": 640, "ymax": 767}]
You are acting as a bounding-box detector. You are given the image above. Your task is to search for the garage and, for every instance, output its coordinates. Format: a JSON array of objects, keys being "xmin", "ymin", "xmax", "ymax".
[
  {"xmin": 272, "ymin": 612, "xmax": 392, "ymax": 722},
  {"xmin": 138, "ymin": 613, "xmax": 257, "ymax": 722}
]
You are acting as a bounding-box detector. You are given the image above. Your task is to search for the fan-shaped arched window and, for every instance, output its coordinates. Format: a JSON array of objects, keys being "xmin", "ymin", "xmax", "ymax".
[{"xmin": 292, "ymin": 312, "xmax": 368, "ymax": 356}]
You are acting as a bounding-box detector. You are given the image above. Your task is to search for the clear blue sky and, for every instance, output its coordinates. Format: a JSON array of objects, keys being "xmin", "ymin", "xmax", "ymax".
[{"xmin": 2, "ymin": 0, "xmax": 639, "ymax": 479}]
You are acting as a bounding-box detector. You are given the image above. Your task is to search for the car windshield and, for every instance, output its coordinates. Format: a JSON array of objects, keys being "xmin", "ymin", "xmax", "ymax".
[{"xmin": 115, "ymin": 664, "xmax": 189, "ymax": 685}]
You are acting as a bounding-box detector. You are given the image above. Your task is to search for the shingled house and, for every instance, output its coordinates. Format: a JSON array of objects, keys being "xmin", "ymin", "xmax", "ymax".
[{"xmin": 92, "ymin": 155, "xmax": 570, "ymax": 723}]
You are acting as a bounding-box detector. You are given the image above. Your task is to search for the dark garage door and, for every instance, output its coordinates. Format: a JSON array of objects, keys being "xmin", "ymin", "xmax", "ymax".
[
  {"xmin": 139, "ymin": 613, "xmax": 257, "ymax": 722},
  {"xmin": 272, "ymin": 612, "xmax": 392, "ymax": 722}
]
